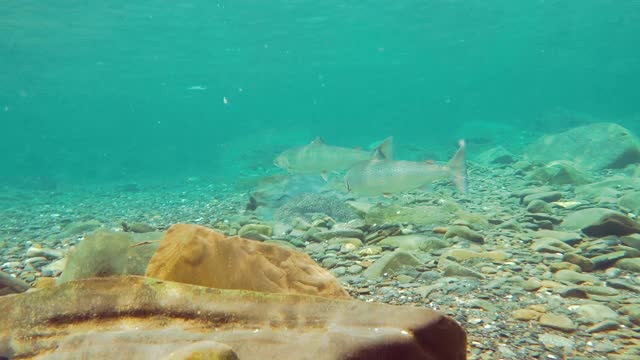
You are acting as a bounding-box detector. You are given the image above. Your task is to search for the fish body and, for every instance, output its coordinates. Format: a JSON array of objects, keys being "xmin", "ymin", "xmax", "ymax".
[
  {"xmin": 275, "ymin": 137, "xmax": 393, "ymax": 176},
  {"xmin": 345, "ymin": 140, "xmax": 466, "ymax": 195}
]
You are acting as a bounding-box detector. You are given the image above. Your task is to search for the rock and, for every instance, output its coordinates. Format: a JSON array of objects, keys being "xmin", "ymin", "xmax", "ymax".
[
  {"xmin": 58, "ymin": 230, "xmax": 163, "ymax": 285},
  {"xmin": 444, "ymin": 226, "xmax": 484, "ymax": 243},
  {"xmin": 587, "ymin": 320, "xmax": 620, "ymax": 333},
  {"xmin": 577, "ymin": 177, "xmax": 640, "ymax": 200},
  {"xmin": 557, "ymin": 287, "xmax": 588, "ymax": 299},
  {"xmin": 327, "ymin": 237, "xmax": 363, "ymax": 248},
  {"xmin": 379, "ymin": 235, "xmax": 431, "ymax": 250},
  {"xmin": 365, "ymin": 204, "xmax": 453, "ymax": 226},
  {"xmin": 122, "ymin": 222, "xmax": 156, "ymax": 233},
  {"xmin": 562, "ymin": 253, "xmax": 595, "ymax": 272},
  {"xmin": 526, "ymin": 161, "xmax": 593, "ymax": 186},
  {"xmin": 591, "ymin": 251, "xmax": 629, "ymax": 270},
  {"xmin": 0, "ymin": 276, "xmax": 467, "ymax": 360},
  {"xmin": 475, "ymin": 146, "xmax": 515, "ymax": 165},
  {"xmin": 577, "ymin": 285, "xmax": 619, "ymax": 296},
  {"xmin": 524, "ymin": 122, "xmax": 640, "ymax": 170},
  {"xmin": 622, "ymin": 234, "xmax": 640, "ymax": 250},
  {"xmin": 615, "ymin": 258, "xmax": 640, "ymax": 273},
  {"xmin": 274, "ymin": 193, "xmax": 357, "ymax": 222},
  {"xmin": 553, "ymin": 269, "xmax": 599, "ymax": 284},
  {"xmin": 362, "ymin": 250, "xmax": 422, "ymax": 280},
  {"xmin": 513, "ymin": 309, "xmax": 541, "ymax": 321},
  {"xmin": 522, "ymin": 278, "xmax": 542, "ymax": 291},
  {"xmin": 538, "ymin": 313, "xmax": 576, "ymax": 332},
  {"xmin": 559, "ymin": 208, "xmax": 640, "ymax": 237},
  {"xmin": 25, "ymin": 246, "xmax": 64, "ymax": 259},
  {"xmin": 526, "ymin": 200, "xmax": 554, "ymax": 214},
  {"xmin": 531, "ymin": 238, "xmax": 575, "ymax": 253},
  {"xmin": 345, "ymin": 201, "xmax": 373, "ymax": 217},
  {"xmin": 522, "ymin": 191, "xmax": 563, "ymax": 206},
  {"xmin": 534, "ymin": 230, "xmax": 582, "ymax": 245},
  {"xmin": 54, "ymin": 219, "xmax": 103, "ymax": 239},
  {"xmin": 0, "ymin": 270, "xmax": 30, "ymax": 295},
  {"xmin": 538, "ymin": 333, "xmax": 574, "ymax": 351},
  {"xmin": 439, "ymin": 259, "xmax": 485, "ymax": 279},
  {"xmin": 573, "ymin": 304, "xmax": 618, "ymax": 325},
  {"xmin": 620, "ymin": 305, "xmax": 640, "ymax": 325},
  {"xmin": 146, "ymin": 224, "xmax": 349, "ymax": 299},
  {"xmin": 238, "ymin": 223, "xmax": 273, "ymax": 240},
  {"xmin": 619, "ymin": 191, "xmax": 640, "ymax": 214},
  {"xmin": 419, "ymin": 238, "xmax": 451, "ymax": 252},
  {"xmin": 313, "ymin": 229, "xmax": 364, "ymax": 241},
  {"xmin": 441, "ymin": 249, "xmax": 509, "ymax": 262}
]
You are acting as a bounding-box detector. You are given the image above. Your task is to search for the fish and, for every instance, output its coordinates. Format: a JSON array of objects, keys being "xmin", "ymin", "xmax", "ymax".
[
  {"xmin": 344, "ymin": 140, "xmax": 467, "ymax": 195},
  {"xmin": 274, "ymin": 137, "xmax": 393, "ymax": 180}
]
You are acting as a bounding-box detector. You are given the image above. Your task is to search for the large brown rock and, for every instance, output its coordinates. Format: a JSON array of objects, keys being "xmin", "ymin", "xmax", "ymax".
[
  {"xmin": 0, "ymin": 276, "xmax": 467, "ymax": 360},
  {"xmin": 146, "ymin": 223, "xmax": 350, "ymax": 299}
]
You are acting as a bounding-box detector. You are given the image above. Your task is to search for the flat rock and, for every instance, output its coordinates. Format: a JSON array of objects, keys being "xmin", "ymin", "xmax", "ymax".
[
  {"xmin": 615, "ymin": 258, "xmax": 640, "ymax": 273},
  {"xmin": 0, "ymin": 270, "xmax": 30, "ymax": 296},
  {"xmin": 146, "ymin": 224, "xmax": 349, "ymax": 299},
  {"xmin": 531, "ymin": 238, "xmax": 575, "ymax": 253},
  {"xmin": 0, "ymin": 276, "xmax": 467, "ymax": 360},
  {"xmin": 559, "ymin": 208, "xmax": 640, "ymax": 237},
  {"xmin": 444, "ymin": 226, "xmax": 484, "ymax": 243},
  {"xmin": 534, "ymin": 230, "xmax": 582, "ymax": 245},
  {"xmin": 58, "ymin": 230, "xmax": 163, "ymax": 285},
  {"xmin": 573, "ymin": 304, "xmax": 618, "ymax": 325},
  {"xmin": 362, "ymin": 250, "xmax": 422, "ymax": 280},
  {"xmin": 619, "ymin": 191, "xmax": 640, "ymax": 214},
  {"xmin": 526, "ymin": 160, "xmax": 593, "ymax": 186},
  {"xmin": 379, "ymin": 235, "xmax": 430, "ymax": 251},
  {"xmin": 538, "ymin": 313, "xmax": 576, "ymax": 332},
  {"xmin": 553, "ymin": 269, "xmax": 599, "ymax": 284},
  {"xmin": 474, "ymin": 146, "xmax": 515, "ymax": 165},
  {"xmin": 524, "ymin": 122, "xmax": 640, "ymax": 170}
]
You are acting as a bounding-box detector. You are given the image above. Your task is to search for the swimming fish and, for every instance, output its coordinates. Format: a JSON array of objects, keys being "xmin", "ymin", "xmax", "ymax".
[
  {"xmin": 344, "ymin": 140, "xmax": 467, "ymax": 195},
  {"xmin": 274, "ymin": 137, "xmax": 393, "ymax": 180}
]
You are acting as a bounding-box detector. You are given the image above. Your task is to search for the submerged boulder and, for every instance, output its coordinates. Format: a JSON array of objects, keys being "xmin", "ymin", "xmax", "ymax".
[
  {"xmin": 57, "ymin": 230, "xmax": 164, "ymax": 285},
  {"xmin": 560, "ymin": 208, "xmax": 640, "ymax": 237},
  {"xmin": 146, "ymin": 223, "xmax": 350, "ymax": 299},
  {"xmin": 524, "ymin": 123, "xmax": 640, "ymax": 170},
  {"xmin": 526, "ymin": 161, "xmax": 593, "ymax": 186},
  {"xmin": 0, "ymin": 276, "xmax": 467, "ymax": 360}
]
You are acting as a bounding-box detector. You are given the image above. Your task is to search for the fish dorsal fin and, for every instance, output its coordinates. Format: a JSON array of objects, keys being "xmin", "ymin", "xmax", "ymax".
[
  {"xmin": 372, "ymin": 136, "xmax": 393, "ymax": 160},
  {"xmin": 310, "ymin": 137, "xmax": 325, "ymax": 146}
]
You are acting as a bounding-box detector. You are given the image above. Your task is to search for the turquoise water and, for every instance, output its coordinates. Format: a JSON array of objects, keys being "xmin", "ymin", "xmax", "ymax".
[{"xmin": 2, "ymin": 1, "xmax": 639, "ymax": 187}]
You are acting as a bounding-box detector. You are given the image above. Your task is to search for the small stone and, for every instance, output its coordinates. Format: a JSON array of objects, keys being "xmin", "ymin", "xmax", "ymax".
[
  {"xmin": 557, "ymin": 287, "xmax": 588, "ymax": 299},
  {"xmin": 522, "ymin": 277, "xmax": 542, "ymax": 291},
  {"xmin": 513, "ymin": 309, "xmax": 541, "ymax": 321},
  {"xmin": 531, "ymin": 238, "xmax": 575, "ymax": 253},
  {"xmin": 539, "ymin": 313, "xmax": 576, "ymax": 332},
  {"xmin": 591, "ymin": 251, "xmax": 628, "ymax": 270},
  {"xmin": 587, "ymin": 320, "xmax": 620, "ymax": 333},
  {"xmin": 615, "ymin": 258, "xmax": 640, "ymax": 273},
  {"xmin": 553, "ymin": 269, "xmax": 599, "ymax": 284},
  {"xmin": 527, "ymin": 199, "xmax": 554, "ymax": 214},
  {"xmin": 313, "ymin": 229, "xmax": 364, "ymax": 241},
  {"xmin": 562, "ymin": 253, "xmax": 594, "ymax": 272},
  {"xmin": 443, "ymin": 226, "xmax": 484, "ymax": 243},
  {"xmin": 25, "ymin": 247, "xmax": 64, "ymax": 260},
  {"xmin": 522, "ymin": 191, "xmax": 563, "ymax": 206},
  {"xmin": 574, "ymin": 304, "xmax": 618, "ymax": 325},
  {"xmin": 440, "ymin": 260, "xmax": 485, "ymax": 279},
  {"xmin": 538, "ymin": 333, "xmax": 574, "ymax": 350},
  {"xmin": 577, "ymin": 285, "xmax": 619, "ymax": 296},
  {"xmin": 238, "ymin": 224, "xmax": 273, "ymax": 238},
  {"xmin": 347, "ymin": 265, "xmax": 363, "ymax": 274},
  {"xmin": 362, "ymin": 250, "xmax": 422, "ymax": 280}
]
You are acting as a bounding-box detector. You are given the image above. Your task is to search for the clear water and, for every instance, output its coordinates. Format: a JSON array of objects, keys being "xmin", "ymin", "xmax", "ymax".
[{"xmin": 2, "ymin": 1, "xmax": 639, "ymax": 187}]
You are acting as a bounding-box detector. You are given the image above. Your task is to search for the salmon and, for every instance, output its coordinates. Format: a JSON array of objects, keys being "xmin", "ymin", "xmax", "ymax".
[{"xmin": 344, "ymin": 140, "xmax": 467, "ymax": 195}]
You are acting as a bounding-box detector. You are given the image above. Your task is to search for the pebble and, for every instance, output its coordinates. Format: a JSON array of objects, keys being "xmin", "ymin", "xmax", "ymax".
[{"xmin": 538, "ymin": 313, "xmax": 576, "ymax": 332}]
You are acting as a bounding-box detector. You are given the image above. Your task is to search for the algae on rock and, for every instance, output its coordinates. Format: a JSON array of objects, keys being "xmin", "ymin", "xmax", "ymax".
[{"xmin": 57, "ymin": 230, "xmax": 163, "ymax": 285}]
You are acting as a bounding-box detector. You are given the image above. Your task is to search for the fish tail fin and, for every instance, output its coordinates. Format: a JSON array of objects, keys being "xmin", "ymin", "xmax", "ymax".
[
  {"xmin": 372, "ymin": 136, "xmax": 394, "ymax": 160},
  {"xmin": 447, "ymin": 139, "xmax": 467, "ymax": 193}
]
